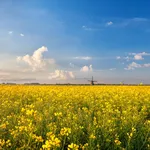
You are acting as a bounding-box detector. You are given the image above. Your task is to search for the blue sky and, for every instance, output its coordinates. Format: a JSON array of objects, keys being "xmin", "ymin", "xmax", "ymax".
[{"xmin": 0, "ymin": 0, "xmax": 150, "ymax": 84}]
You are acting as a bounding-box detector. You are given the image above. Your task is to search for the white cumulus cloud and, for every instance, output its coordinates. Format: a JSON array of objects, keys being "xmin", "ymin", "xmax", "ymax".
[
  {"xmin": 130, "ymin": 52, "xmax": 150, "ymax": 60},
  {"xmin": 106, "ymin": 21, "xmax": 113, "ymax": 26},
  {"xmin": 134, "ymin": 55, "xmax": 144, "ymax": 60},
  {"xmin": 20, "ymin": 33, "xmax": 24, "ymax": 37},
  {"xmin": 17, "ymin": 46, "xmax": 55, "ymax": 71},
  {"xmin": 80, "ymin": 65, "xmax": 93, "ymax": 72},
  {"xmin": 49, "ymin": 70, "xmax": 75, "ymax": 80},
  {"xmin": 143, "ymin": 63, "xmax": 150, "ymax": 67},
  {"xmin": 125, "ymin": 62, "xmax": 150, "ymax": 70},
  {"xmin": 116, "ymin": 56, "xmax": 131, "ymax": 61},
  {"xmin": 117, "ymin": 52, "xmax": 150, "ymax": 62},
  {"xmin": 124, "ymin": 62, "xmax": 141, "ymax": 70},
  {"xmin": 74, "ymin": 56, "xmax": 92, "ymax": 60}
]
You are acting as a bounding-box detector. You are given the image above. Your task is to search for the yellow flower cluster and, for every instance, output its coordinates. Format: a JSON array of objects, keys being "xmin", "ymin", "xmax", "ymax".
[
  {"xmin": 42, "ymin": 132, "xmax": 61, "ymax": 149},
  {"xmin": 89, "ymin": 134, "xmax": 96, "ymax": 139},
  {"xmin": 60, "ymin": 127, "xmax": 71, "ymax": 136},
  {"xmin": 68, "ymin": 143, "xmax": 79, "ymax": 150},
  {"xmin": 0, "ymin": 85, "xmax": 150, "ymax": 149},
  {"xmin": 0, "ymin": 139, "xmax": 11, "ymax": 149}
]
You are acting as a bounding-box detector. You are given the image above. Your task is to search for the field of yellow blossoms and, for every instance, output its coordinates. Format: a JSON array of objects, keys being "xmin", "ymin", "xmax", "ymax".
[{"xmin": 0, "ymin": 85, "xmax": 150, "ymax": 150}]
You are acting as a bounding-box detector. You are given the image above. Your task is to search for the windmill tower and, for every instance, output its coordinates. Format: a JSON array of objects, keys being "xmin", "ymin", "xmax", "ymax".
[
  {"xmin": 75, "ymin": 76, "xmax": 97, "ymax": 85},
  {"xmin": 87, "ymin": 76, "xmax": 97, "ymax": 85}
]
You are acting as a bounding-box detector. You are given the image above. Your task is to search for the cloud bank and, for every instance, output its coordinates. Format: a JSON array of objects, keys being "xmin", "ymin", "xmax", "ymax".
[
  {"xmin": 17, "ymin": 46, "xmax": 55, "ymax": 71},
  {"xmin": 49, "ymin": 70, "xmax": 75, "ymax": 80},
  {"xmin": 125, "ymin": 62, "xmax": 150, "ymax": 70}
]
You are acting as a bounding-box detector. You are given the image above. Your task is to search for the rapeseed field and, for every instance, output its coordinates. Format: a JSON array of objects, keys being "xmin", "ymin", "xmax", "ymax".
[{"xmin": 0, "ymin": 85, "xmax": 150, "ymax": 150}]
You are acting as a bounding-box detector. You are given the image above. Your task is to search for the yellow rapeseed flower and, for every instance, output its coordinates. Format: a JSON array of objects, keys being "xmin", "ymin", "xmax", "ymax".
[
  {"xmin": 60, "ymin": 127, "xmax": 71, "ymax": 136},
  {"xmin": 68, "ymin": 143, "xmax": 79, "ymax": 150},
  {"xmin": 89, "ymin": 134, "xmax": 96, "ymax": 139}
]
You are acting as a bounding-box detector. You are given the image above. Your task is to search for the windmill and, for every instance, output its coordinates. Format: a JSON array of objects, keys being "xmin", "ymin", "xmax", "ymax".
[
  {"xmin": 75, "ymin": 76, "xmax": 97, "ymax": 85},
  {"xmin": 87, "ymin": 76, "xmax": 97, "ymax": 85}
]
